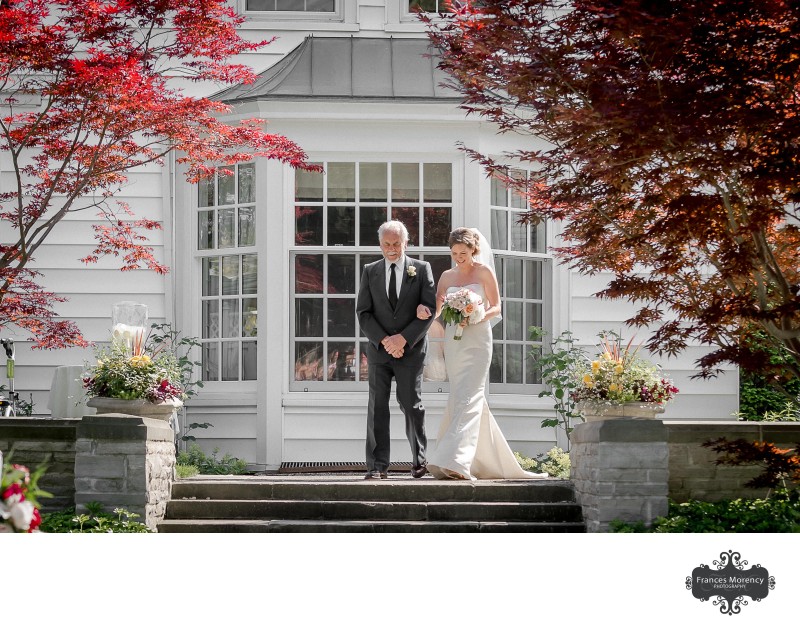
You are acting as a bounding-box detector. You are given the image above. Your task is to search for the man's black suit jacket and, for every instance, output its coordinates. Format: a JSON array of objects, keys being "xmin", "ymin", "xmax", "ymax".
[{"xmin": 356, "ymin": 256, "xmax": 436, "ymax": 366}]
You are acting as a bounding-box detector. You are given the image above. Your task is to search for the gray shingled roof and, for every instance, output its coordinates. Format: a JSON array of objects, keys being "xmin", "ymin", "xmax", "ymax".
[{"xmin": 212, "ymin": 36, "xmax": 462, "ymax": 103}]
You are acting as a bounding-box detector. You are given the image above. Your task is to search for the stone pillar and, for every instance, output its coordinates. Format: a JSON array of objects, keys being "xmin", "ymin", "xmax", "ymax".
[
  {"xmin": 571, "ymin": 417, "xmax": 669, "ymax": 532},
  {"xmin": 75, "ymin": 414, "xmax": 175, "ymax": 531}
]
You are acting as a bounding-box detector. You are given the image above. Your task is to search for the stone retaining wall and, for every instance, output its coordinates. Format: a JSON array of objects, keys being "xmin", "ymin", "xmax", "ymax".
[
  {"xmin": 1, "ymin": 414, "xmax": 176, "ymax": 531},
  {"xmin": 0, "ymin": 418, "xmax": 79, "ymax": 511},
  {"xmin": 666, "ymin": 421, "xmax": 799, "ymax": 502},
  {"xmin": 571, "ymin": 418, "xmax": 800, "ymax": 532}
]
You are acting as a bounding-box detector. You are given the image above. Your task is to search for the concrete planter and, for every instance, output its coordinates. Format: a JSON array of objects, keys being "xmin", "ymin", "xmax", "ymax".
[
  {"xmin": 578, "ymin": 401, "xmax": 665, "ymax": 421},
  {"xmin": 87, "ymin": 396, "xmax": 183, "ymax": 422}
]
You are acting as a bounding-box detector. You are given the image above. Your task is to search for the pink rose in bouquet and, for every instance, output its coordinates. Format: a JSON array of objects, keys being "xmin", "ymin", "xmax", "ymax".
[{"xmin": 441, "ymin": 288, "xmax": 485, "ymax": 340}]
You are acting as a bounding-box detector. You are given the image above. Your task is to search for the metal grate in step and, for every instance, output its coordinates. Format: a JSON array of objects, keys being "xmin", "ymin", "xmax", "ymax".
[{"xmin": 277, "ymin": 461, "xmax": 412, "ymax": 474}]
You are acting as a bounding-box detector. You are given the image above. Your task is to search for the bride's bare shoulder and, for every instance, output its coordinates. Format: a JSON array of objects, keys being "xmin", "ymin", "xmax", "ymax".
[{"xmin": 439, "ymin": 268, "xmax": 457, "ymax": 281}]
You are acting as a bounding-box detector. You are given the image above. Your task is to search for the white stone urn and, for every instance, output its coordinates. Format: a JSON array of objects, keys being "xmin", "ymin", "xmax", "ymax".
[
  {"xmin": 577, "ymin": 400, "xmax": 665, "ymax": 422},
  {"xmin": 87, "ymin": 396, "xmax": 183, "ymax": 422}
]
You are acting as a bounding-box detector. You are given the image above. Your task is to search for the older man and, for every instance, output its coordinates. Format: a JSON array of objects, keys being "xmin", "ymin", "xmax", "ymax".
[{"xmin": 356, "ymin": 220, "xmax": 436, "ymax": 479}]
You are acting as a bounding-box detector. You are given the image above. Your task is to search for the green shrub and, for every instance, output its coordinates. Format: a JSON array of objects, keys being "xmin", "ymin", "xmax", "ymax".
[
  {"xmin": 176, "ymin": 443, "xmax": 249, "ymax": 475},
  {"xmin": 40, "ymin": 503, "xmax": 152, "ymax": 533},
  {"xmin": 515, "ymin": 446, "xmax": 570, "ymax": 478},
  {"xmin": 740, "ymin": 376, "xmax": 800, "ymax": 421},
  {"xmin": 611, "ymin": 489, "xmax": 800, "ymax": 533},
  {"xmin": 176, "ymin": 463, "xmax": 199, "ymax": 478},
  {"xmin": 738, "ymin": 329, "xmax": 800, "ymax": 421}
]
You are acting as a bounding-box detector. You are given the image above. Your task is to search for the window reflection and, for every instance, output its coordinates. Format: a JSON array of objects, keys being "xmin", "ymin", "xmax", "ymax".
[
  {"xmin": 295, "ymin": 164, "xmax": 324, "ymax": 201},
  {"xmin": 359, "ymin": 207, "xmax": 387, "ymax": 245},
  {"xmin": 238, "ymin": 206, "xmax": 255, "ymax": 247},
  {"xmin": 328, "ymin": 206, "xmax": 355, "ymax": 246},
  {"xmin": 328, "ymin": 254, "xmax": 356, "ymax": 294},
  {"xmin": 328, "ymin": 162, "xmax": 355, "ymax": 202},
  {"xmin": 218, "ymin": 166, "xmax": 236, "ymax": 206},
  {"xmin": 360, "ymin": 163, "xmax": 387, "ymax": 202},
  {"xmin": 328, "ymin": 298, "xmax": 355, "ymax": 337},
  {"xmin": 391, "ymin": 207, "xmax": 419, "ymax": 245},
  {"xmin": 391, "ymin": 163, "xmax": 419, "ymax": 202},
  {"xmin": 295, "ymin": 205, "xmax": 323, "ymax": 245},
  {"xmin": 328, "ymin": 342, "xmax": 356, "ymax": 381},
  {"xmin": 238, "ymin": 164, "xmax": 255, "ymax": 204},
  {"xmin": 295, "ymin": 298, "xmax": 323, "ymax": 337},
  {"xmin": 198, "ymin": 210, "xmax": 214, "ymax": 250},
  {"xmin": 291, "ymin": 161, "xmax": 453, "ymax": 388},
  {"xmin": 423, "ymin": 207, "xmax": 451, "ymax": 246},
  {"xmin": 295, "ymin": 342, "xmax": 324, "ymax": 381},
  {"xmin": 295, "ymin": 254, "xmax": 323, "ymax": 293},
  {"xmin": 423, "ymin": 163, "xmax": 452, "ymax": 202},
  {"xmin": 218, "ymin": 208, "xmax": 235, "ymax": 248}
]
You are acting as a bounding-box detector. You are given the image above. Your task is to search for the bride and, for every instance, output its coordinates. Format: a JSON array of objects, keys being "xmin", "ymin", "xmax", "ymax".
[{"xmin": 416, "ymin": 227, "xmax": 548, "ymax": 481}]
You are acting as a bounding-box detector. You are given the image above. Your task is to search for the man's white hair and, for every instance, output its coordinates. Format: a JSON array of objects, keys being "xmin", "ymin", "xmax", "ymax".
[{"xmin": 378, "ymin": 220, "xmax": 409, "ymax": 243}]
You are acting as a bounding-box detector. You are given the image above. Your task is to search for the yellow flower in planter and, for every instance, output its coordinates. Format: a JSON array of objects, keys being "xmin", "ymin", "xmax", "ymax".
[
  {"xmin": 129, "ymin": 355, "xmax": 152, "ymax": 368},
  {"xmin": 572, "ymin": 332, "xmax": 679, "ymax": 405},
  {"xmin": 84, "ymin": 340, "xmax": 184, "ymax": 403}
]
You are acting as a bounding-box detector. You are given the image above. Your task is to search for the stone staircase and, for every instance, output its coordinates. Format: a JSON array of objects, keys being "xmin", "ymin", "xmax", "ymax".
[{"xmin": 157, "ymin": 474, "xmax": 586, "ymax": 533}]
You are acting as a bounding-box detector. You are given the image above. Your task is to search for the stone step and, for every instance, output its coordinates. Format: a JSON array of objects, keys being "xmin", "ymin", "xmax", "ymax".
[
  {"xmin": 157, "ymin": 519, "xmax": 588, "ymax": 533},
  {"xmin": 170, "ymin": 477, "xmax": 575, "ymax": 502},
  {"xmin": 158, "ymin": 475, "xmax": 586, "ymax": 533},
  {"xmin": 164, "ymin": 498, "xmax": 583, "ymax": 522}
]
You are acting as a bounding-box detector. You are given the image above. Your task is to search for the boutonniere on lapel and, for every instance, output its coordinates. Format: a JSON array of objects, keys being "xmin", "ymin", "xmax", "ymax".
[{"xmin": 407, "ymin": 265, "xmax": 417, "ymax": 278}]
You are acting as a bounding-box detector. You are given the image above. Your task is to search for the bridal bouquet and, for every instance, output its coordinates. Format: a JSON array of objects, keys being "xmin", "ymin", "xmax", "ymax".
[{"xmin": 441, "ymin": 288, "xmax": 485, "ymax": 340}]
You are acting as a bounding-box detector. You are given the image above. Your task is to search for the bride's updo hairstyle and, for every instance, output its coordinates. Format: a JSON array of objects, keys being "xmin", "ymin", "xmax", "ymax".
[{"xmin": 448, "ymin": 227, "xmax": 481, "ymax": 256}]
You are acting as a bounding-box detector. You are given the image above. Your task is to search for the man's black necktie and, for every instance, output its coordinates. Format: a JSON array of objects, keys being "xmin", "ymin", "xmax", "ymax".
[{"xmin": 388, "ymin": 263, "xmax": 398, "ymax": 310}]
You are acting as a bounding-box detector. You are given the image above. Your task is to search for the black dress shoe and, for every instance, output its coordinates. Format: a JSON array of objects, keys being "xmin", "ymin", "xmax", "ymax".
[
  {"xmin": 411, "ymin": 463, "xmax": 428, "ymax": 478},
  {"xmin": 364, "ymin": 470, "xmax": 388, "ymax": 480}
]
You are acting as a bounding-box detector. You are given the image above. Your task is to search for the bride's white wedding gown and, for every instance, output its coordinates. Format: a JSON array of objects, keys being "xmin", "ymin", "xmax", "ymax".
[{"xmin": 427, "ymin": 284, "xmax": 548, "ymax": 481}]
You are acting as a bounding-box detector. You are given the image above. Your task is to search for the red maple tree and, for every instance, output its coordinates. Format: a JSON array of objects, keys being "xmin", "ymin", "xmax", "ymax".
[
  {"xmin": 425, "ymin": 0, "xmax": 800, "ymax": 382},
  {"xmin": 0, "ymin": 0, "xmax": 317, "ymax": 348}
]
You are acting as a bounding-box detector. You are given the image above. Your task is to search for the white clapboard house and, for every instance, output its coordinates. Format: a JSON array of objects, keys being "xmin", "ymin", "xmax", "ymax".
[{"xmin": 13, "ymin": 1, "xmax": 737, "ymax": 470}]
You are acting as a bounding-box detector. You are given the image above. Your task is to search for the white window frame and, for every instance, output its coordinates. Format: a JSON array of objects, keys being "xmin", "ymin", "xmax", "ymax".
[
  {"xmin": 195, "ymin": 163, "xmax": 259, "ymax": 385},
  {"xmin": 386, "ymin": 0, "xmax": 453, "ymax": 32},
  {"xmin": 239, "ymin": 0, "xmax": 357, "ymax": 27},
  {"xmin": 488, "ymin": 168, "xmax": 553, "ymax": 394},
  {"xmin": 289, "ymin": 158, "xmax": 457, "ymax": 393}
]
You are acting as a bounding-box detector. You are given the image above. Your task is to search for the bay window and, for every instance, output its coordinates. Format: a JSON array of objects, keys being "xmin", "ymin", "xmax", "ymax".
[{"xmin": 292, "ymin": 161, "xmax": 452, "ymax": 390}]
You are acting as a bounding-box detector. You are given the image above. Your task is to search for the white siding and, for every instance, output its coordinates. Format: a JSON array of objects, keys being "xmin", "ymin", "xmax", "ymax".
[{"xmin": 14, "ymin": 161, "xmax": 170, "ymax": 415}]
